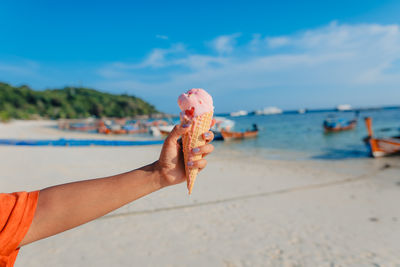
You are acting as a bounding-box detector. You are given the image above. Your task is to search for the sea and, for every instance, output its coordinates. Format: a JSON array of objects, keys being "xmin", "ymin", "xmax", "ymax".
[{"xmin": 212, "ymin": 108, "xmax": 400, "ymax": 161}]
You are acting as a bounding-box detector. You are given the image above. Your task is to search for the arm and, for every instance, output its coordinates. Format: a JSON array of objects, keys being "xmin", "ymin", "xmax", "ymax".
[{"xmin": 20, "ymin": 124, "xmax": 214, "ymax": 246}]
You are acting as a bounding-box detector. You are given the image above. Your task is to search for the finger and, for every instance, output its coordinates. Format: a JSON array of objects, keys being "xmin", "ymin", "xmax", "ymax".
[
  {"xmin": 165, "ymin": 123, "xmax": 190, "ymax": 144},
  {"xmin": 202, "ymin": 131, "xmax": 214, "ymax": 143},
  {"xmin": 188, "ymin": 158, "xmax": 207, "ymax": 170},
  {"xmin": 192, "ymin": 143, "xmax": 214, "ymax": 156}
]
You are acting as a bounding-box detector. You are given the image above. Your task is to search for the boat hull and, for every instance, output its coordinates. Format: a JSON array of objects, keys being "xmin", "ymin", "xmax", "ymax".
[
  {"xmin": 364, "ymin": 117, "xmax": 400, "ymax": 157},
  {"xmin": 365, "ymin": 137, "xmax": 400, "ymax": 157},
  {"xmin": 221, "ymin": 130, "xmax": 258, "ymax": 141},
  {"xmin": 324, "ymin": 120, "xmax": 357, "ymax": 132}
]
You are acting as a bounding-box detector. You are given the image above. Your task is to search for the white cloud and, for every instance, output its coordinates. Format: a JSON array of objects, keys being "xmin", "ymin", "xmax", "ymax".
[
  {"xmin": 97, "ymin": 43, "xmax": 186, "ymax": 78},
  {"xmin": 266, "ymin": 36, "xmax": 290, "ymax": 48},
  {"xmin": 209, "ymin": 33, "xmax": 241, "ymax": 54},
  {"xmin": 95, "ymin": 22, "xmax": 400, "ymax": 111},
  {"xmin": 135, "ymin": 43, "xmax": 186, "ymax": 68}
]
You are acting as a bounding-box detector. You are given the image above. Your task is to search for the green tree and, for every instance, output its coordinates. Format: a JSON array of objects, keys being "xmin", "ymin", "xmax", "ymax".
[{"xmin": 0, "ymin": 82, "xmax": 159, "ymax": 121}]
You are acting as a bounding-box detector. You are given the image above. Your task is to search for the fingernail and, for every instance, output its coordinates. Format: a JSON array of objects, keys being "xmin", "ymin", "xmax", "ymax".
[
  {"xmin": 187, "ymin": 161, "xmax": 194, "ymax": 167},
  {"xmin": 192, "ymin": 147, "xmax": 200, "ymax": 153},
  {"xmin": 204, "ymin": 132, "xmax": 211, "ymax": 138},
  {"xmin": 182, "ymin": 124, "xmax": 190, "ymax": 128}
]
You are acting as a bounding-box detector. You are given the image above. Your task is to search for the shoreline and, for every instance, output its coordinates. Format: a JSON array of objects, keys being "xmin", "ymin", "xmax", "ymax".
[
  {"xmin": 0, "ymin": 120, "xmax": 162, "ymax": 141},
  {"xmin": 0, "ymin": 119, "xmax": 378, "ymax": 161}
]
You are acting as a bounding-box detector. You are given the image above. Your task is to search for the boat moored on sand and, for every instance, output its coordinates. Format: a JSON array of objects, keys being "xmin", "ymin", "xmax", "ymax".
[{"xmin": 364, "ymin": 117, "xmax": 400, "ymax": 157}]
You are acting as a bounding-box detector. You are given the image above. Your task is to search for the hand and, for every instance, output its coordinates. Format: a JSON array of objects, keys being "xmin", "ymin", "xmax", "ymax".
[{"xmin": 155, "ymin": 123, "xmax": 215, "ymax": 188}]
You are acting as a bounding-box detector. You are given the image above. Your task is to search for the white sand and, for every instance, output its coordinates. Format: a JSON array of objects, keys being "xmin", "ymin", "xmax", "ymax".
[{"xmin": 1, "ymin": 121, "xmax": 399, "ymax": 266}]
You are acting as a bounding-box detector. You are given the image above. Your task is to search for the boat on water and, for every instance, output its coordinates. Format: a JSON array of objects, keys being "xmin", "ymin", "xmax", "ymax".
[
  {"xmin": 211, "ymin": 117, "xmax": 235, "ymax": 140},
  {"xmin": 220, "ymin": 124, "xmax": 259, "ymax": 141},
  {"xmin": 336, "ymin": 104, "xmax": 352, "ymax": 111},
  {"xmin": 255, "ymin": 107, "xmax": 283, "ymax": 115},
  {"xmin": 323, "ymin": 118, "xmax": 357, "ymax": 132},
  {"xmin": 364, "ymin": 117, "xmax": 400, "ymax": 157},
  {"xmin": 298, "ymin": 108, "xmax": 307, "ymax": 114},
  {"xmin": 230, "ymin": 110, "xmax": 248, "ymax": 117},
  {"xmin": 323, "ymin": 112, "xmax": 359, "ymax": 132}
]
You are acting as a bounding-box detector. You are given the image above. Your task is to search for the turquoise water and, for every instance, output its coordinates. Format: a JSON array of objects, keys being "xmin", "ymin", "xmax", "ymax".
[{"xmin": 214, "ymin": 109, "xmax": 400, "ymax": 160}]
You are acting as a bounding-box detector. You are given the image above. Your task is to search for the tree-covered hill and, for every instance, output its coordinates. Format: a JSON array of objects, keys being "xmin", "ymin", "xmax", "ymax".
[{"xmin": 0, "ymin": 82, "xmax": 159, "ymax": 121}]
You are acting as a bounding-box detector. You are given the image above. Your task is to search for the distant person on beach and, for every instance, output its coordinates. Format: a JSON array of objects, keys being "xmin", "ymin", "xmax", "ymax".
[{"xmin": 0, "ymin": 123, "xmax": 214, "ymax": 267}]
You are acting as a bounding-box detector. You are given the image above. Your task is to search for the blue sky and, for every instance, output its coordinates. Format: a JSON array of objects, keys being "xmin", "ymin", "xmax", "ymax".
[{"xmin": 1, "ymin": 0, "xmax": 400, "ymax": 113}]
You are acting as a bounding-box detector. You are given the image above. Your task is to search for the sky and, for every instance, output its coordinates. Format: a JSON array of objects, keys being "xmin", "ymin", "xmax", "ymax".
[{"xmin": 1, "ymin": 0, "xmax": 400, "ymax": 113}]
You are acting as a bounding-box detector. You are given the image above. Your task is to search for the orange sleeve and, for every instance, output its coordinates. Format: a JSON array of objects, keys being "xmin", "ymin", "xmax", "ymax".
[{"xmin": 0, "ymin": 191, "xmax": 39, "ymax": 267}]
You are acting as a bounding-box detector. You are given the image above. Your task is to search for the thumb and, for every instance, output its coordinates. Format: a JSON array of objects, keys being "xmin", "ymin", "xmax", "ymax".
[{"xmin": 165, "ymin": 123, "xmax": 190, "ymax": 144}]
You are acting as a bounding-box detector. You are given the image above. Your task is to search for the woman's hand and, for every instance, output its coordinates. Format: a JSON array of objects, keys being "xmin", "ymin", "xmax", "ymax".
[
  {"xmin": 155, "ymin": 123, "xmax": 214, "ymax": 188},
  {"xmin": 20, "ymin": 123, "xmax": 215, "ymax": 247}
]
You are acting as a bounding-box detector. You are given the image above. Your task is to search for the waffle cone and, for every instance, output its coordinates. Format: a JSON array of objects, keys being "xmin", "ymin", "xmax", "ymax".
[{"xmin": 182, "ymin": 111, "xmax": 213, "ymax": 194}]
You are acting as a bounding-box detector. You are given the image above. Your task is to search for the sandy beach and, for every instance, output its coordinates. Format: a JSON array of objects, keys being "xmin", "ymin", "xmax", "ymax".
[{"xmin": 1, "ymin": 120, "xmax": 399, "ymax": 266}]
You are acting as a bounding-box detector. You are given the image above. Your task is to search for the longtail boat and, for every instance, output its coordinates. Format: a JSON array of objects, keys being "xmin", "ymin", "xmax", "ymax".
[
  {"xmin": 69, "ymin": 123, "xmax": 97, "ymax": 132},
  {"xmin": 220, "ymin": 129, "xmax": 258, "ymax": 141},
  {"xmin": 97, "ymin": 122, "xmax": 127, "ymax": 134},
  {"xmin": 323, "ymin": 118, "xmax": 357, "ymax": 132},
  {"xmin": 211, "ymin": 117, "xmax": 235, "ymax": 141},
  {"xmin": 364, "ymin": 117, "xmax": 400, "ymax": 157}
]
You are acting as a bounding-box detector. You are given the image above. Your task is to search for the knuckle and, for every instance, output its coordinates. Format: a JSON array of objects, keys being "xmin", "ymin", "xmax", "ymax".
[
  {"xmin": 208, "ymin": 144, "xmax": 214, "ymax": 152},
  {"xmin": 205, "ymin": 143, "xmax": 213, "ymax": 151},
  {"xmin": 199, "ymin": 158, "xmax": 207, "ymax": 165}
]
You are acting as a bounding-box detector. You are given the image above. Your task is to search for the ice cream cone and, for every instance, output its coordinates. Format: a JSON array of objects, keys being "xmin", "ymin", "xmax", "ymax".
[
  {"xmin": 178, "ymin": 88, "xmax": 214, "ymax": 194},
  {"xmin": 182, "ymin": 110, "xmax": 213, "ymax": 194}
]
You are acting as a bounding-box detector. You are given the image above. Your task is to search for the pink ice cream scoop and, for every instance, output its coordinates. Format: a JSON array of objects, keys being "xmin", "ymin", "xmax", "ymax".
[{"xmin": 178, "ymin": 88, "xmax": 214, "ymax": 120}]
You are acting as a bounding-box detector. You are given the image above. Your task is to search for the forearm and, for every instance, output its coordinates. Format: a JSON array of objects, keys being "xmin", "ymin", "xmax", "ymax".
[{"xmin": 20, "ymin": 162, "xmax": 163, "ymax": 246}]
